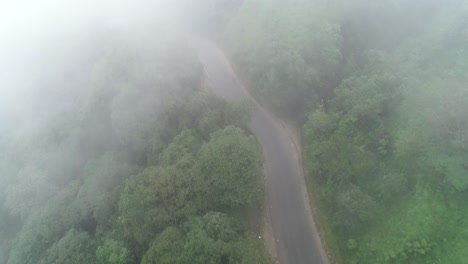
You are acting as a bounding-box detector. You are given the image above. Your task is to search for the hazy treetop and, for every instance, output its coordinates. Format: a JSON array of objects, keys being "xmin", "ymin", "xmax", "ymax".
[{"xmin": 0, "ymin": 0, "xmax": 194, "ymax": 129}]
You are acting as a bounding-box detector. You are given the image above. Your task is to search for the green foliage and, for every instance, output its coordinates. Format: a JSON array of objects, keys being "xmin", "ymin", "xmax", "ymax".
[
  {"xmin": 149, "ymin": 93, "xmax": 253, "ymax": 164},
  {"xmin": 142, "ymin": 213, "xmax": 272, "ymax": 264},
  {"xmin": 141, "ymin": 227, "xmax": 184, "ymax": 264},
  {"xmin": 118, "ymin": 125, "xmax": 264, "ymax": 253},
  {"xmin": 223, "ymin": 0, "xmax": 468, "ymax": 262},
  {"xmin": 332, "ymin": 75, "xmax": 402, "ymax": 130},
  {"xmin": 39, "ymin": 229, "xmax": 96, "ymax": 264},
  {"xmin": 118, "ymin": 166, "xmax": 196, "ymax": 249},
  {"xmin": 159, "ymin": 130, "xmax": 200, "ymax": 169},
  {"xmin": 179, "ymin": 212, "xmax": 270, "ymax": 264},
  {"xmin": 76, "ymin": 153, "xmax": 138, "ymax": 233},
  {"xmin": 334, "ymin": 185, "xmax": 377, "ymax": 231},
  {"xmin": 187, "ymin": 212, "xmax": 241, "ymax": 243},
  {"xmin": 105, "ymin": 31, "xmax": 201, "ymax": 164},
  {"xmin": 4, "ymin": 165, "xmax": 57, "ymax": 221},
  {"xmin": 382, "ymin": 239, "xmax": 436, "ymax": 262},
  {"xmin": 430, "ymin": 154, "xmax": 468, "ymax": 192},
  {"xmin": 0, "ymin": 204, "xmax": 17, "ymax": 264},
  {"xmin": 299, "ymin": 1, "xmax": 468, "ymax": 263},
  {"xmin": 2, "ymin": 20, "xmax": 269, "ymax": 264},
  {"xmin": 225, "ymin": 0, "xmax": 342, "ymax": 120},
  {"xmin": 196, "ymin": 126, "xmax": 263, "ymax": 209},
  {"xmin": 8, "ymin": 183, "xmax": 84, "ymax": 264},
  {"xmin": 377, "ymin": 173, "xmax": 409, "ymax": 202},
  {"xmin": 96, "ymin": 239, "xmax": 130, "ymax": 264},
  {"xmin": 180, "ymin": 213, "xmax": 242, "ymax": 264}
]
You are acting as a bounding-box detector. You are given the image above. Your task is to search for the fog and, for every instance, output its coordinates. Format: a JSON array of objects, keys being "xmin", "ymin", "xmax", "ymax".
[
  {"xmin": 0, "ymin": 1, "xmax": 211, "ymax": 262},
  {"xmin": 0, "ymin": 0, "xmax": 187, "ymax": 126},
  {"xmin": 1, "ymin": 1, "xmax": 468, "ymax": 263},
  {"xmin": 0, "ymin": 1, "xmax": 260, "ymax": 263}
]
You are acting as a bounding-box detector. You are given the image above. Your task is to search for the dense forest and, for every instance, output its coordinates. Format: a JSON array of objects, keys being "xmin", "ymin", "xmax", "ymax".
[
  {"xmin": 226, "ymin": 0, "xmax": 468, "ymax": 263},
  {"xmin": 0, "ymin": 13, "xmax": 271, "ymax": 264},
  {"xmin": 2, "ymin": 0, "xmax": 468, "ymax": 263}
]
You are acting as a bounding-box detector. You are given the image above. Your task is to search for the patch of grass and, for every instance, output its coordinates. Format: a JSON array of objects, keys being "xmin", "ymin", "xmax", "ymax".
[{"xmin": 347, "ymin": 182, "xmax": 467, "ymax": 264}]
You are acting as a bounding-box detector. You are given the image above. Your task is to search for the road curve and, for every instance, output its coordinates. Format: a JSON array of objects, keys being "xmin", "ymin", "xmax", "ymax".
[{"xmin": 191, "ymin": 37, "xmax": 328, "ymax": 264}]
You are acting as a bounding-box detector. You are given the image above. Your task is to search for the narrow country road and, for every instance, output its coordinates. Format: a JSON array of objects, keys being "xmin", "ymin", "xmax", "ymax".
[{"xmin": 191, "ymin": 37, "xmax": 328, "ymax": 264}]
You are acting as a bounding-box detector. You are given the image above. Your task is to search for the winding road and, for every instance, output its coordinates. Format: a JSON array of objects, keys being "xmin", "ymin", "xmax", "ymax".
[{"xmin": 192, "ymin": 38, "xmax": 328, "ymax": 264}]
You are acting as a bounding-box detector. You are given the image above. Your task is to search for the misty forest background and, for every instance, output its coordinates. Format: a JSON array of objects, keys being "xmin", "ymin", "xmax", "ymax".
[
  {"xmin": 1, "ymin": 0, "xmax": 468, "ymax": 264},
  {"xmin": 226, "ymin": 0, "xmax": 468, "ymax": 263}
]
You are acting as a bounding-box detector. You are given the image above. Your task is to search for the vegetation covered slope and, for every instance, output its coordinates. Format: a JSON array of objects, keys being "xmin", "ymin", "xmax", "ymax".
[
  {"xmin": 226, "ymin": 0, "xmax": 468, "ymax": 263},
  {"xmin": 0, "ymin": 26, "xmax": 271, "ymax": 264}
]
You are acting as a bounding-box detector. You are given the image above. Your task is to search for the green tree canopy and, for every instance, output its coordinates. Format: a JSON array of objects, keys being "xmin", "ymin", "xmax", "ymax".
[
  {"xmin": 96, "ymin": 239, "xmax": 130, "ymax": 264},
  {"xmin": 39, "ymin": 229, "xmax": 96, "ymax": 264},
  {"xmin": 141, "ymin": 227, "xmax": 184, "ymax": 264},
  {"xmin": 196, "ymin": 126, "xmax": 263, "ymax": 209}
]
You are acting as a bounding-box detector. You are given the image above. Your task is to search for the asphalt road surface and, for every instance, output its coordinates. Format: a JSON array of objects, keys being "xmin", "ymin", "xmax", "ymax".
[{"xmin": 191, "ymin": 37, "xmax": 328, "ymax": 264}]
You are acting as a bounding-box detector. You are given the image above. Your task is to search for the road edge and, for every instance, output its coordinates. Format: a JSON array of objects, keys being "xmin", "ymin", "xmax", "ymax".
[
  {"xmin": 214, "ymin": 44, "xmax": 331, "ymax": 264},
  {"xmin": 199, "ymin": 68, "xmax": 280, "ymax": 264}
]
